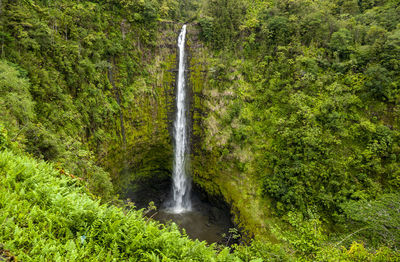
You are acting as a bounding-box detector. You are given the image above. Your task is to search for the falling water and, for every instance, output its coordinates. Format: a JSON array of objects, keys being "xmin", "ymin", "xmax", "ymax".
[{"xmin": 171, "ymin": 25, "xmax": 191, "ymax": 213}]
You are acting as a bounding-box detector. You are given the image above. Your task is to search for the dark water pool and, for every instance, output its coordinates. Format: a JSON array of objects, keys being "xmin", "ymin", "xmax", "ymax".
[
  {"xmin": 124, "ymin": 178, "xmax": 234, "ymax": 244},
  {"xmin": 154, "ymin": 198, "xmax": 233, "ymax": 244}
]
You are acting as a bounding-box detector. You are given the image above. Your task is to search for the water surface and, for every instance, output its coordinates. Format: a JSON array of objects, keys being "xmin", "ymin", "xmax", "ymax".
[
  {"xmin": 155, "ymin": 197, "xmax": 232, "ymax": 244},
  {"xmin": 124, "ymin": 179, "xmax": 233, "ymax": 244}
]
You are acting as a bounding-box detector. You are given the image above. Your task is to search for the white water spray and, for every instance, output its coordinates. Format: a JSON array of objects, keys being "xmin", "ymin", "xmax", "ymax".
[{"xmin": 171, "ymin": 25, "xmax": 191, "ymax": 213}]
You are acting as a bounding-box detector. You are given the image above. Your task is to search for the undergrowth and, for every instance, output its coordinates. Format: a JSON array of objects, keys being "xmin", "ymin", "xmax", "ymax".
[{"xmin": 0, "ymin": 150, "xmax": 236, "ymax": 261}]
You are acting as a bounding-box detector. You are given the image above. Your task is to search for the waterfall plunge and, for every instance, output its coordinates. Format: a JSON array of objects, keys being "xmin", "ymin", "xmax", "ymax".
[{"xmin": 171, "ymin": 25, "xmax": 191, "ymax": 213}]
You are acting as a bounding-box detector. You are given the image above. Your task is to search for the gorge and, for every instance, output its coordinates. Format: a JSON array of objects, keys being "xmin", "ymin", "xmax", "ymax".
[
  {"xmin": 125, "ymin": 24, "xmax": 236, "ymax": 244},
  {"xmin": 0, "ymin": 0, "xmax": 399, "ymax": 260}
]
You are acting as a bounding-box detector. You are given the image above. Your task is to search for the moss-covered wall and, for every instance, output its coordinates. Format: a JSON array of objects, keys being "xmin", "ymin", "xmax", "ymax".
[
  {"xmin": 109, "ymin": 22, "xmax": 275, "ymax": 241},
  {"xmin": 107, "ymin": 22, "xmax": 183, "ymax": 194},
  {"xmin": 186, "ymin": 25, "xmax": 276, "ymax": 241}
]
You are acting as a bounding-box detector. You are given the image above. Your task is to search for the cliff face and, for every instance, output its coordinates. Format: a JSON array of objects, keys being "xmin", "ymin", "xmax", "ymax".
[
  {"xmin": 109, "ymin": 22, "xmax": 181, "ymax": 193},
  {"xmin": 186, "ymin": 25, "xmax": 273, "ymax": 240},
  {"xmin": 113, "ymin": 23, "xmax": 272, "ymax": 240}
]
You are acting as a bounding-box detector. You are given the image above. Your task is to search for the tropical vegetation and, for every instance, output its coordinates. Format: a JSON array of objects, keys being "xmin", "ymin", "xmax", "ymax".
[{"xmin": 0, "ymin": 0, "xmax": 399, "ymax": 260}]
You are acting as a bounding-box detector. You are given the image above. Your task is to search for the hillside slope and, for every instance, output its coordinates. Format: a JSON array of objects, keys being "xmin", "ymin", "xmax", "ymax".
[
  {"xmin": 1, "ymin": 147, "xmax": 398, "ymax": 261},
  {"xmin": 191, "ymin": 0, "xmax": 400, "ymax": 242},
  {"xmin": 0, "ymin": 149, "xmax": 240, "ymax": 261}
]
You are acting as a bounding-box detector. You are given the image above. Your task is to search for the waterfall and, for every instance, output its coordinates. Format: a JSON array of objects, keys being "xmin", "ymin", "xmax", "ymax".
[{"xmin": 171, "ymin": 25, "xmax": 191, "ymax": 213}]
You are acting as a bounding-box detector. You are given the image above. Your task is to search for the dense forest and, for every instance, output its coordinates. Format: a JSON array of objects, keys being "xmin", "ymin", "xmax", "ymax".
[{"xmin": 0, "ymin": 0, "xmax": 399, "ymax": 261}]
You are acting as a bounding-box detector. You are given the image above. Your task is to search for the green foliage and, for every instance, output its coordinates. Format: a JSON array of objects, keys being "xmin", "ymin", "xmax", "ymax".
[
  {"xmin": 341, "ymin": 193, "xmax": 400, "ymax": 248},
  {"xmin": 0, "ymin": 0, "xmax": 184, "ymax": 199},
  {"xmin": 283, "ymin": 211, "xmax": 326, "ymax": 255},
  {"xmin": 0, "ymin": 150, "xmax": 238, "ymax": 261},
  {"xmin": 315, "ymin": 241, "xmax": 400, "ymax": 261},
  {"xmin": 200, "ymin": 0, "xmax": 247, "ymax": 49},
  {"xmin": 1, "ymin": 0, "xmax": 399, "ymax": 260},
  {"xmin": 198, "ymin": 0, "xmax": 400, "ymax": 213},
  {"xmin": 330, "ymin": 28, "xmax": 353, "ymax": 59},
  {"xmin": 233, "ymin": 240, "xmax": 294, "ymax": 262},
  {"xmin": 199, "ymin": 16, "xmax": 214, "ymax": 42},
  {"xmin": 0, "ymin": 60, "xmax": 34, "ymax": 141},
  {"xmin": 0, "ymin": 125, "xmax": 8, "ymax": 150},
  {"xmin": 1, "ymin": 144, "xmax": 396, "ymax": 259},
  {"xmin": 193, "ymin": 0, "xmax": 400, "ymax": 259}
]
